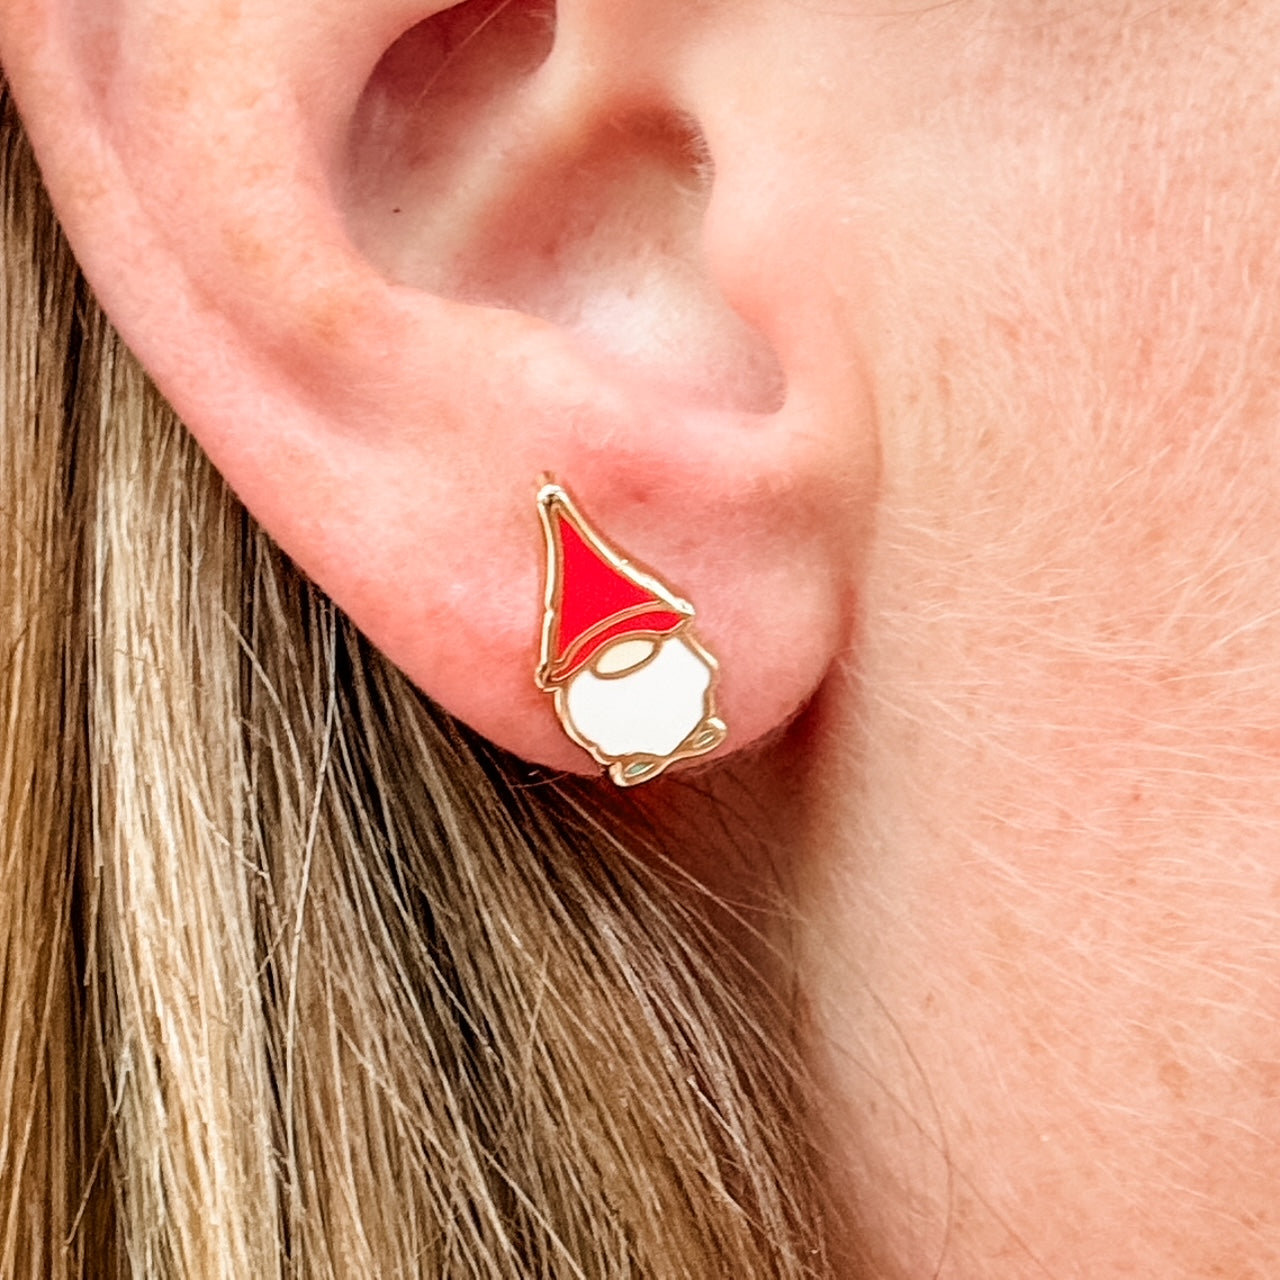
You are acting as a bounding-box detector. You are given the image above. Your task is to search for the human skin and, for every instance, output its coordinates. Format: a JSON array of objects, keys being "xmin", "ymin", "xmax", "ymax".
[
  {"xmin": 779, "ymin": 4, "xmax": 1280, "ymax": 1274},
  {"xmin": 4, "ymin": 0, "xmax": 1280, "ymax": 1275}
]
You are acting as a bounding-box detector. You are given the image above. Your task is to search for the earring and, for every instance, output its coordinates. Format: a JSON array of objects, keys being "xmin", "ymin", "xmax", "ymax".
[{"xmin": 535, "ymin": 479, "xmax": 727, "ymax": 786}]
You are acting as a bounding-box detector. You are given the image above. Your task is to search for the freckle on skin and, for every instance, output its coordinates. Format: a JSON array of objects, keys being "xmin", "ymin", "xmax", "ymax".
[
  {"xmin": 1158, "ymin": 1058, "xmax": 1191, "ymax": 1102},
  {"xmin": 1253, "ymin": 1060, "xmax": 1280, "ymax": 1100},
  {"xmin": 222, "ymin": 224, "xmax": 272, "ymax": 274},
  {"xmin": 302, "ymin": 287, "xmax": 357, "ymax": 351}
]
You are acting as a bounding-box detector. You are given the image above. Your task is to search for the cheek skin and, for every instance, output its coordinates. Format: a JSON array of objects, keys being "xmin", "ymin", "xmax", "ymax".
[{"xmin": 763, "ymin": 4, "xmax": 1280, "ymax": 1278}]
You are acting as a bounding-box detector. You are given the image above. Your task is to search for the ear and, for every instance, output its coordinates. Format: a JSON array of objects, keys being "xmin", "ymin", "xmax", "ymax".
[{"xmin": 0, "ymin": 0, "xmax": 874, "ymax": 777}]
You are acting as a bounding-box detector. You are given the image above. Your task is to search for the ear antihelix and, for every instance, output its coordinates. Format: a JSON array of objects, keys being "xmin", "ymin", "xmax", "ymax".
[
  {"xmin": 343, "ymin": 2, "xmax": 786, "ymax": 415},
  {"xmin": 535, "ymin": 479, "xmax": 727, "ymax": 787}
]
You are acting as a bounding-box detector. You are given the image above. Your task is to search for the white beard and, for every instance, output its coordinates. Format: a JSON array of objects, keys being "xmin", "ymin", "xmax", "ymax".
[{"xmin": 563, "ymin": 635, "xmax": 713, "ymax": 761}]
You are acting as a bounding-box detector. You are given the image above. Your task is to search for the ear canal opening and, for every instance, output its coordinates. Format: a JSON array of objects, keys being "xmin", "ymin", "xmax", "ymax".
[{"xmin": 341, "ymin": 0, "xmax": 788, "ymax": 415}]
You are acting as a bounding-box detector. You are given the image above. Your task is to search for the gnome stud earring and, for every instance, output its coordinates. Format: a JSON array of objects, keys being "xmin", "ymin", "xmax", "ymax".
[{"xmin": 535, "ymin": 480, "xmax": 728, "ymax": 786}]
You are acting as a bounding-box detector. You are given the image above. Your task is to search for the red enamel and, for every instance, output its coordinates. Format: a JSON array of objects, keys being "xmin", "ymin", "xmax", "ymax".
[{"xmin": 548, "ymin": 505, "xmax": 685, "ymax": 679}]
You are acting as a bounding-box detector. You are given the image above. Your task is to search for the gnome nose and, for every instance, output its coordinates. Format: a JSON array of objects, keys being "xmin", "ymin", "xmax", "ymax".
[{"xmin": 594, "ymin": 637, "xmax": 658, "ymax": 677}]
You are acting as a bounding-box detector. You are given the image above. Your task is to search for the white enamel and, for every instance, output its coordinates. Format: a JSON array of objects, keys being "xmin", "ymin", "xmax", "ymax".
[{"xmin": 565, "ymin": 636, "xmax": 712, "ymax": 759}]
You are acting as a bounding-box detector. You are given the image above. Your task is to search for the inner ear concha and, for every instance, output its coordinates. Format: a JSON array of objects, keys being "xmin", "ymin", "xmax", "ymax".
[{"xmin": 342, "ymin": 0, "xmax": 787, "ymax": 415}]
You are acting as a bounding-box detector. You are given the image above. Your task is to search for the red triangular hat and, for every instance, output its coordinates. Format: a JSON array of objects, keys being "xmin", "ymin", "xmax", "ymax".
[{"xmin": 538, "ymin": 489, "xmax": 690, "ymax": 684}]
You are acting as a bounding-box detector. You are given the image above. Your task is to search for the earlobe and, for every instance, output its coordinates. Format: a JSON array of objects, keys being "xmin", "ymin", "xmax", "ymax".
[{"xmin": 0, "ymin": 0, "xmax": 871, "ymax": 780}]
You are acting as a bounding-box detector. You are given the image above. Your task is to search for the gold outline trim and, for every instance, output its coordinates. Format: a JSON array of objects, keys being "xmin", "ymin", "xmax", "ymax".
[{"xmin": 535, "ymin": 478, "xmax": 726, "ymax": 786}]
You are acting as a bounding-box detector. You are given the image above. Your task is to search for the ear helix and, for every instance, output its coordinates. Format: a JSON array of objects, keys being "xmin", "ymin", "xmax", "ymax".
[{"xmin": 535, "ymin": 478, "xmax": 727, "ymax": 786}]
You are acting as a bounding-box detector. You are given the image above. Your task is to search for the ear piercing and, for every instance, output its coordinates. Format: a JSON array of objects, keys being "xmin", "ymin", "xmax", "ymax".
[{"xmin": 535, "ymin": 480, "xmax": 727, "ymax": 786}]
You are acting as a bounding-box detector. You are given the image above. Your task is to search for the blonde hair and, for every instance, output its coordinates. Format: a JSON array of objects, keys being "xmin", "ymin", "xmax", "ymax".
[{"xmin": 0, "ymin": 86, "xmax": 832, "ymax": 1278}]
